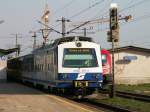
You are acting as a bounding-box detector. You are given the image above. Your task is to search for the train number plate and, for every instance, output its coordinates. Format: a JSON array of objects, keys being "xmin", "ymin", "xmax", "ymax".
[{"xmin": 74, "ymin": 81, "xmax": 88, "ymax": 88}]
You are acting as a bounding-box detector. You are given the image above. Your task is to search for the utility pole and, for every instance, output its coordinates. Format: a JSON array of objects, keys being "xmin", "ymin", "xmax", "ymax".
[
  {"xmin": 83, "ymin": 28, "xmax": 87, "ymax": 37},
  {"xmin": 29, "ymin": 31, "xmax": 37, "ymax": 49},
  {"xmin": 11, "ymin": 33, "xmax": 21, "ymax": 57},
  {"xmin": 57, "ymin": 17, "xmax": 70, "ymax": 37},
  {"xmin": 32, "ymin": 32, "xmax": 36, "ymax": 49}
]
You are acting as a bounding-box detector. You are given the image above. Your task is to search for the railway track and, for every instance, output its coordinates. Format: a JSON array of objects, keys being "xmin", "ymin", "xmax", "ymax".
[
  {"xmin": 100, "ymin": 89, "xmax": 150, "ymax": 102},
  {"xmin": 73, "ymin": 98, "xmax": 136, "ymax": 112},
  {"xmin": 116, "ymin": 91, "xmax": 150, "ymax": 102},
  {"xmin": 35, "ymin": 88, "xmax": 135, "ymax": 112},
  {"xmin": 18, "ymin": 82, "xmax": 145, "ymax": 112},
  {"xmin": 23, "ymin": 87, "xmax": 134, "ymax": 112}
]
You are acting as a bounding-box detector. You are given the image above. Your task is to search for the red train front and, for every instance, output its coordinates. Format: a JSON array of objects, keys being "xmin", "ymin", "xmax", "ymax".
[{"xmin": 101, "ymin": 49, "xmax": 112, "ymax": 84}]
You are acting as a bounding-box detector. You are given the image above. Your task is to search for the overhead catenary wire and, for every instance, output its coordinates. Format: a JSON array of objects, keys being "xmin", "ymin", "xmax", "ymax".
[
  {"xmin": 75, "ymin": 0, "xmax": 150, "ymax": 33},
  {"xmin": 90, "ymin": 12, "xmax": 150, "ymax": 34},
  {"xmin": 90, "ymin": 0, "xmax": 114, "ymax": 20},
  {"xmin": 120, "ymin": 13, "xmax": 150, "ymax": 26},
  {"xmin": 53, "ymin": 0, "xmax": 77, "ymax": 15},
  {"xmin": 50, "ymin": 0, "xmax": 77, "ymax": 28},
  {"xmin": 51, "ymin": 0, "xmax": 104, "ymax": 30},
  {"xmin": 51, "ymin": 0, "xmax": 106, "ymax": 35},
  {"xmin": 69, "ymin": 0, "xmax": 105, "ymax": 19},
  {"xmin": 120, "ymin": 0, "xmax": 150, "ymax": 12},
  {"xmin": 92, "ymin": 0, "xmax": 150, "ymax": 21},
  {"xmin": 48, "ymin": 0, "xmax": 150, "ymax": 38}
]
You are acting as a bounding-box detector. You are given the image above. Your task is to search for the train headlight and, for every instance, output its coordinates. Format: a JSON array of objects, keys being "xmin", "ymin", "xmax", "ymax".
[
  {"xmin": 76, "ymin": 42, "xmax": 82, "ymax": 47},
  {"xmin": 62, "ymin": 73, "xmax": 68, "ymax": 80},
  {"xmin": 58, "ymin": 73, "xmax": 68, "ymax": 80},
  {"xmin": 64, "ymin": 74, "xmax": 68, "ymax": 79}
]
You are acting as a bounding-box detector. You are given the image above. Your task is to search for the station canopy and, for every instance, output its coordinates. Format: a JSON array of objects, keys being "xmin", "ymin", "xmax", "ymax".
[{"xmin": 0, "ymin": 48, "xmax": 18, "ymax": 56}]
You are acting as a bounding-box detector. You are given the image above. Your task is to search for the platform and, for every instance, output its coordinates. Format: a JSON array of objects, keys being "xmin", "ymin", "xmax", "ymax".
[{"xmin": 0, "ymin": 82, "xmax": 103, "ymax": 112}]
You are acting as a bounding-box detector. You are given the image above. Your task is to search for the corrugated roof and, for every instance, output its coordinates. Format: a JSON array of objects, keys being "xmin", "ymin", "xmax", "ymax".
[
  {"xmin": 108, "ymin": 46, "xmax": 150, "ymax": 54},
  {"xmin": 0, "ymin": 48, "xmax": 18, "ymax": 56}
]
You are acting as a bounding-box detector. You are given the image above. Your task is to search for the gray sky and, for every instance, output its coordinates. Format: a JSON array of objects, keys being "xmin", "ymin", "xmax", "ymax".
[{"xmin": 0, "ymin": 0, "xmax": 150, "ymax": 55}]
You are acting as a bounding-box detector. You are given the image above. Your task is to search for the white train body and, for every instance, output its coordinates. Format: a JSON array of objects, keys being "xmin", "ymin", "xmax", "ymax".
[{"xmin": 7, "ymin": 36, "xmax": 103, "ymax": 96}]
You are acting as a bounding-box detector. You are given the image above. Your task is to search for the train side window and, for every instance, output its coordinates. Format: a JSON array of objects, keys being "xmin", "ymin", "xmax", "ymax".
[
  {"xmin": 48, "ymin": 64, "xmax": 50, "ymax": 70},
  {"xmin": 38, "ymin": 64, "xmax": 40, "ymax": 71},
  {"xmin": 42, "ymin": 64, "xmax": 43, "ymax": 71}
]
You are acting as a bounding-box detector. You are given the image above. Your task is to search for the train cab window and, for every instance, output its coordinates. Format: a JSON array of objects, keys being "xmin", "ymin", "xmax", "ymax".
[
  {"xmin": 63, "ymin": 48, "xmax": 98, "ymax": 68},
  {"xmin": 102, "ymin": 54, "xmax": 107, "ymax": 66}
]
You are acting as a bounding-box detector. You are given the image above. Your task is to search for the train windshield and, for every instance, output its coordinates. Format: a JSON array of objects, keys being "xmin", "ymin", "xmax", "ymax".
[
  {"xmin": 102, "ymin": 54, "xmax": 107, "ymax": 65},
  {"xmin": 63, "ymin": 48, "xmax": 98, "ymax": 68}
]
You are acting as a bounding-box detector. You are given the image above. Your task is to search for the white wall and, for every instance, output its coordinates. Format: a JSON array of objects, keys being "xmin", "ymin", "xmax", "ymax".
[{"xmin": 114, "ymin": 50, "xmax": 150, "ymax": 85}]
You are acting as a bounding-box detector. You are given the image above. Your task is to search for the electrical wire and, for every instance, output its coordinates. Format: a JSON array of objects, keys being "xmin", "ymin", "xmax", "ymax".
[
  {"xmin": 69, "ymin": 0, "xmax": 105, "ymax": 19},
  {"xmin": 53, "ymin": 0, "xmax": 76, "ymax": 15},
  {"xmin": 92, "ymin": 0, "xmax": 150, "ymax": 21},
  {"xmin": 50, "ymin": 0, "xmax": 78, "ymax": 28},
  {"xmin": 51, "ymin": 0, "xmax": 105, "ymax": 35},
  {"xmin": 120, "ymin": 0, "xmax": 150, "ymax": 12},
  {"xmin": 91, "ymin": 0, "xmax": 114, "ymax": 20},
  {"xmin": 121, "ymin": 13, "xmax": 150, "ymax": 26}
]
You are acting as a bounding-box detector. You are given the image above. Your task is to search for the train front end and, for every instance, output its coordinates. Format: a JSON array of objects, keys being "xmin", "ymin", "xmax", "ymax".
[
  {"xmin": 101, "ymin": 49, "xmax": 112, "ymax": 84},
  {"xmin": 57, "ymin": 41, "xmax": 103, "ymax": 97}
]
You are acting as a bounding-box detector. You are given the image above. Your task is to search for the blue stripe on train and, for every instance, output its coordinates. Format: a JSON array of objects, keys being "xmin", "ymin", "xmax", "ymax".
[
  {"xmin": 58, "ymin": 73, "xmax": 103, "ymax": 81},
  {"xmin": 22, "ymin": 73, "xmax": 103, "ymax": 88},
  {"xmin": 57, "ymin": 73, "xmax": 103, "ymax": 88}
]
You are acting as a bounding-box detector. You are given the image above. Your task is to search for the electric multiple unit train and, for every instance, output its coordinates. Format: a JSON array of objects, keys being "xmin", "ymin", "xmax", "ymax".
[
  {"xmin": 101, "ymin": 49, "xmax": 112, "ymax": 85},
  {"xmin": 7, "ymin": 36, "xmax": 103, "ymax": 98}
]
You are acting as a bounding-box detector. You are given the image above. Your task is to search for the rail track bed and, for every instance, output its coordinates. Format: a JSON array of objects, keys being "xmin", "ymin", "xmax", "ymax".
[
  {"xmin": 74, "ymin": 98, "xmax": 135, "ymax": 112},
  {"xmin": 116, "ymin": 91, "xmax": 150, "ymax": 102},
  {"xmin": 10, "ymin": 82, "xmax": 149, "ymax": 112},
  {"xmin": 100, "ymin": 89, "xmax": 150, "ymax": 102}
]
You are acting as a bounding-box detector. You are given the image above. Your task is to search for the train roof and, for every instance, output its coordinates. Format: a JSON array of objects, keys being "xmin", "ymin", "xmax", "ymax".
[
  {"xmin": 33, "ymin": 36, "xmax": 94, "ymax": 52},
  {"xmin": 101, "ymin": 49, "xmax": 110, "ymax": 54},
  {"xmin": 53, "ymin": 36, "xmax": 93, "ymax": 45}
]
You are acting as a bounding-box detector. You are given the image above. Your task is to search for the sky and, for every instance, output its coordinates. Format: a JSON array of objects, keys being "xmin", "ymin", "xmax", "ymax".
[{"xmin": 0, "ymin": 0, "xmax": 150, "ymax": 55}]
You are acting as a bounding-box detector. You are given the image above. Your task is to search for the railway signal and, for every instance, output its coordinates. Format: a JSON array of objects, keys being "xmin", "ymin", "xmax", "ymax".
[
  {"xmin": 57, "ymin": 17, "xmax": 71, "ymax": 37},
  {"xmin": 107, "ymin": 26, "xmax": 119, "ymax": 42},
  {"xmin": 109, "ymin": 3, "xmax": 118, "ymax": 98},
  {"xmin": 108, "ymin": 3, "xmax": 119, "ymax": 43}
]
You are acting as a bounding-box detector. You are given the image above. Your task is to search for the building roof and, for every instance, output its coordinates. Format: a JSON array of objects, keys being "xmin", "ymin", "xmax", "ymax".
[
  {"xmin": 108, "ymin": 46, "xmax": 150, "ymax": 54},
  {"xmin": 0, "ymin": 48, "xmax": 18, "ymax": 56}
]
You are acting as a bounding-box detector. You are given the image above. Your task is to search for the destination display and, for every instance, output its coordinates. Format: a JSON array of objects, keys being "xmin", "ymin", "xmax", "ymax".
[{"xmin": 68, "ymin": 48, "xmax": 91, "ymax": 53}]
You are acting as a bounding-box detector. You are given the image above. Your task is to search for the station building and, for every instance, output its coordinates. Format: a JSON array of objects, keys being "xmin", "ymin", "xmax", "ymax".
[
  {"xmin": 0, "ymin": 48, "xmax": 18, "ymax": 82},
  {"xmin": 0, "ymin": 58, "xmax": 7, "ymax": 81},
  {"xmin": 109, "ymin": 46, "xmax": 150, "ymax": 85}
]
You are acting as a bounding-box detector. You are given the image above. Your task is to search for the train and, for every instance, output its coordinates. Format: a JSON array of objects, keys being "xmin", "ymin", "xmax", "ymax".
[
  {"xmin": 7, "ymin": 36, "xmax": 104, "ymax": 98},
  {"xmin": 101, "ymin": 49, "xmax": 112, "ymax": 85}
]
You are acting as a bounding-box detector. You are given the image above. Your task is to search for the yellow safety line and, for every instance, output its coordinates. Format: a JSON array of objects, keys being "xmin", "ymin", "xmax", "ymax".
[{"xmin": 46, "ymin": 95, "xmax": 100, "ymax": 112}]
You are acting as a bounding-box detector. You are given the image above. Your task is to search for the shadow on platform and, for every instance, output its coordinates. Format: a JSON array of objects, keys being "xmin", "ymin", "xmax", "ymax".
[{"xmin": 0, "ymin": 81, "xmax": 48, "ymax": 95}]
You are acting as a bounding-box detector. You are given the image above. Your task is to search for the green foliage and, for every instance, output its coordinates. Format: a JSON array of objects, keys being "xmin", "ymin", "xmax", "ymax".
[
  {"xmin": 92, "ymin": 97, "xmax": 150, "ymax": 112},
  {"xmin": 116, "ymin": 84, "xmax": 150, "ymax": 95}
]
